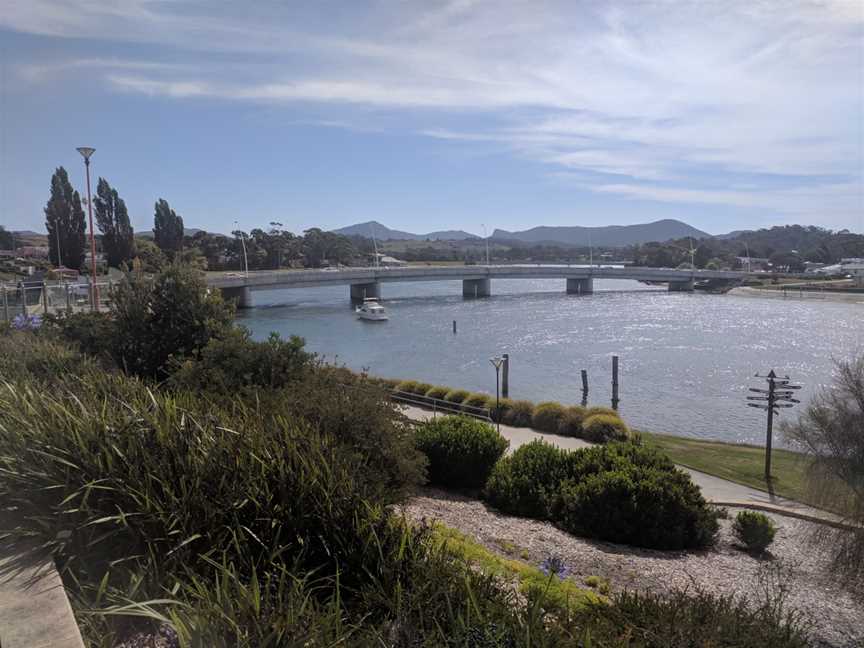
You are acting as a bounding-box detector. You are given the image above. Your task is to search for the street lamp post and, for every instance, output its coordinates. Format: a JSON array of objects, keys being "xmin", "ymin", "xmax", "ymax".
[
  {"xmin": 76, "ymin": 147, "xmax": 98, "ymax": 311},
  {"xmin": 481, "ymin": 224, "xmax": 491, "ymax": 266},
  {"xmin": 234, "ymin": 221, "xmax": 249, "ymax": 276},
  {"xmin": 490, "ymin": 356, "xmax": 504, "ymax": 432}
]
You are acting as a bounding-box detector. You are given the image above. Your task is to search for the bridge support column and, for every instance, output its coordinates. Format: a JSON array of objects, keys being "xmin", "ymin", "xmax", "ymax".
[
  {"xmin": 668, "ymin": 279, "xmax": 695, "ymax": 292},
  {"xmin": 221, "ymin": 286, "xmax": 253, "ymax": 309},
  {"xmin": 462, "ymin": 278, "xmax": 490, "ymax": 298},
  {"xmin": 566, "ymin": 278, "xmax": 593, "ymax": 295},
  {"xmin": 350, "ymin": 282, "xmax": 381, "ymax": 301}
]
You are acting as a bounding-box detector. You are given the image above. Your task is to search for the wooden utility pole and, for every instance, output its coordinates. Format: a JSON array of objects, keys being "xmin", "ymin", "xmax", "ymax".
[{"xmin": 747, "ymin": 370, "xmax": 801, "ymax": 479}]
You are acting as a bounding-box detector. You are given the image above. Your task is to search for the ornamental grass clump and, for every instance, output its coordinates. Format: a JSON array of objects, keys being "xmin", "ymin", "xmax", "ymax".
[
  {"xmin": 425, "ymin": 385, "xmax": 450, "ymax": 400},
  {"xmin": 558, "ymin": 405, "xmax": 587, "ymax": 437},
  {"xmin": 582, "ymin": 413, "xmax": 630, "ymax": 443},
  {"xmin": 502, "ymin": 399, "xmax": 534, "ymax": 427},
  {"xmin": 444, "ymin": 388, "xmax": 471, "ymax": 404},
  {"xmin": 463, "ymin": 392, "xmax": 493, "ymax": 409},
  {"xmin": 532, "ymin": 401, "xmax": 566, "ymax": 433},
  {"xmin": 416, "ymin": 415, "xmax": 508, "ymax": 489}
]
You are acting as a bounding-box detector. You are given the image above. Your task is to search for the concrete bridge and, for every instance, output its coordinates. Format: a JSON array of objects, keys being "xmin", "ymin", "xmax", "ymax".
[{"xmin": 207, "ymin": 265, "xmax": 747, "ymax": 308}]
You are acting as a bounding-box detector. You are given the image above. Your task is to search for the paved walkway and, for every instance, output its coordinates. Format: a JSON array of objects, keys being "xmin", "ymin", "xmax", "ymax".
[
  {"xmin": 400, "ymin": 405, "xmax": 838, "ymax": 525},
  {"xmin": 0, "ymin": 537, "xmax": 84, "ymax": 648}
]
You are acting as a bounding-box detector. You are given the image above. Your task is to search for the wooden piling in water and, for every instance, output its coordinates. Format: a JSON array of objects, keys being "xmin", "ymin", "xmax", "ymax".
[
  {"xmin": 611, "ymin": 355, "xmax": 619, "ymax": 410},
  {"xmin": 452, "ymin": 320, "xmax": 457, "ymax": 334},
  {"xmin": 502, "ymin": 353, "xmax": 509, "ymax": 398},
  {"xmin": 581, "ymin": 369, "xmax": 589, "ymax": 404}
]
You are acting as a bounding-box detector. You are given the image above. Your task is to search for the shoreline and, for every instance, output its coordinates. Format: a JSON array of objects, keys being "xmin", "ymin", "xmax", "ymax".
[{"xmin": 728, "ymin": 286, "xmax": 864, "ymax": 304}]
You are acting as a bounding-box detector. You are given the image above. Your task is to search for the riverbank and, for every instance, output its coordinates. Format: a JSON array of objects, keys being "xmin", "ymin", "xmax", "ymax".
[{"xmin": 729, "ymin": 286, "xmax": 864, "ymax": 304}]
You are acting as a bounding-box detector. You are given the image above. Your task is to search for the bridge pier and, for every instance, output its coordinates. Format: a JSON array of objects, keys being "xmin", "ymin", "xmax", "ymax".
[
  {"xmin": 566, "ymin": 278, "xmax": 594, "ymax": 295},
  {"xmin": 350, "ymin": 282, "xmax": 381, "ymax": 301},
  {"xmin": 221, "ymin": 286, "xmax": 253, "ymax": 309},
  {"xmin": 668, "ymin": 279, "xmax": 695, "ymax": 292},
  {"xmin": 462, "ymin": 278, "xmax": 491, "ymax": 298}
]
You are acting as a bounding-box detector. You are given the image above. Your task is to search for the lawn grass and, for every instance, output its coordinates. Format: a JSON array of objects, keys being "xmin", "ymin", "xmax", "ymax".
[
  {"xmin": 433, "ymin": 524, "xmax": 604, "ymax": 612},
  {"xmin": 641, "ymin": 431, "xmax": 815, "ymax": 505}
]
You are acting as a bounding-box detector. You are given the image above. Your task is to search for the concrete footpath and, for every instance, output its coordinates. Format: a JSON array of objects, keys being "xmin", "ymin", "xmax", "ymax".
[
  {"xmin": 400, "ymin": 405, "xmax": 839, "ymax": 525},
  {"xmin": 0, "ymin": 537, "xmax": 84, "ymax": 648}
]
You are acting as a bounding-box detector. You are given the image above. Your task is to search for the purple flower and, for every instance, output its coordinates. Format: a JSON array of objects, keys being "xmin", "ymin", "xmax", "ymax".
[
  {"xmin": 11, "ymin": 314, "xmax": 42, "ymax": 331},
  {"xmin": 540, "ymin": 555, "xmax": 569, "ymax": 579}
]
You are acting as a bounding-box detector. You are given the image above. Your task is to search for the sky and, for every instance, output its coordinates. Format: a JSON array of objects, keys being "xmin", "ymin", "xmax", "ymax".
[{"xmin": 1, "ymin": 0, "xmax": 862, "ymax": 237}]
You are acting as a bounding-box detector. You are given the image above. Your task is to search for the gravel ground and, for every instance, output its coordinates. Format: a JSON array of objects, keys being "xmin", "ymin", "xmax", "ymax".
[{"xmin": 400, "ymin": 487, "xmax": 864, "ymax": 648}]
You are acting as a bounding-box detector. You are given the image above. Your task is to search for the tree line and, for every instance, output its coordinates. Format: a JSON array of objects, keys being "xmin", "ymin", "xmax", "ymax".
[{"xmin": 36, "ymin": 167, "xmax": 360, "ymax": 272}]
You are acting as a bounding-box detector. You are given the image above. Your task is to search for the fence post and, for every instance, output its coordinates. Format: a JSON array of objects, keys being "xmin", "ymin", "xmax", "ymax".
[
  {"xmin": 2, "ymin": 285, "xmax": 7, "ymax": 321},
  {"xmin": 42, "ymin": 281, "xmax": 48, "ymax": 313},
  {"xmin": 19, "ymin": 282, "xmax": 26, "ymax": 316},
  {"xmin": 66, "ymin": 284, "xmax": 72, "ymax": 312}
]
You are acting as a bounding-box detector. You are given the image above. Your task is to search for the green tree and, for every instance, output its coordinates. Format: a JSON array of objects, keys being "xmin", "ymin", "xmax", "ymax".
[
  {"xmin": 94, "ymin": 178, "xmax": 135, "ymax": 268},
  {"xmin": 153, "ymin": 199, "xmax": 184, "ymax": 259},
  {"xmin": 110, "ymin": 263, "xmax": 234, "ymax": 378},
  {"xmin": 0, "ymin": 226, "xmax": 13, "ymax": 250},
  {"xmin": 132, "ymin": 237, "xmax": 166, "ymax": 272},
  {"xmin": 44, "ymin": 167, "xmax": 86, "ymax": 269}
]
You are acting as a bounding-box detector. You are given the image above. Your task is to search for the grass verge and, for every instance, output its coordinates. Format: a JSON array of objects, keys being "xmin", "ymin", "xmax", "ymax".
[{"xmin": 641, "ymin": 431, "xmax": 813, "ymax": 505}]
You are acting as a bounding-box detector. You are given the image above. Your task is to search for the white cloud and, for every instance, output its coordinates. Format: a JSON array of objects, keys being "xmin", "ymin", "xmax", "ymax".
[{"xmin": 3, "ymin": 0, "xmax": 863, "ymax": 224}]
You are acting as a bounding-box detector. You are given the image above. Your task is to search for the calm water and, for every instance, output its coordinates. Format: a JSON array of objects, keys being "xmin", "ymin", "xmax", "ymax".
[{"xmin": 237, "ymin": 279, "xmax": 863, "ymax": 445}]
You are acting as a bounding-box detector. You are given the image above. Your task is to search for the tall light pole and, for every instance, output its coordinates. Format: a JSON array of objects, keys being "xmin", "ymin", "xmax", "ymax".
[
  {"xmin": 490, "ymin": 356, "xmax": 504, "ymax": 432},
  {"xmin": 234, "ymin": 220, "xmax": 249, "ymax": 276},
  {"xmin": 76, "ymin": 147, "xmax": 98, "ymax": 310},
  {"xmin": 481, "ymin": 224, "xmax": 491, "ymax": 266}
]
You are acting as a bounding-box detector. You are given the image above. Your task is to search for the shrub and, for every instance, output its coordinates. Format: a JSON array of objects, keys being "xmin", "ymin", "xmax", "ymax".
[
  {"xmin": 484, "ymin": 440, "xmax": 571, "ymax": 518},
  {"xmin": 532, "ymin": 401, "xmax": 566, "ymax": 433},
  {"xmin": 110, "ymin": 263, "xmax": 235, "ymax": 378},
  {"xmin": 558, "ymin": 406, "xmax": 587, "ymax": 437},
  {"xmin": 425, "ymin": 385, "xmax": 450, "ymax": 400},
  {"xmin": 463, "ymin": 392, "xmax": 493, "ymax": 409},
  {"xmin": 416, "ymin": 416, "xmax": 508, "ymax": 489},
  {"xmin": 0, "ymin": 333, "xmax": 104, "ymax": 384},
  {"xmin": 444, "ymin": 388, "xmax": 470, "ymax": 404},
  {"xmin": 502, "ymin": 399, "xmax": 534, "ymax": 427},
  {"xmin": 553, "ymin": 466, "xmax": 719, "ymax": 549},
  {"xmin": 45, "ymin": 311, "xmax": 118, "ymax": 360},
  {"xmin": 585, "ymin": 406, "xmax": 621, "ymax": 418},
  {"xmin": 169, "ymin": 328, "xmax": 312, "ymax": 395},
  {"xmin": 379, "ymin": 377, "xmax": 401, "ymax": 390},
  {"xmin": 733, "ymin": 510, "xmax": 777, "ymax": 553},
  {"xmin": 396, "ymin": 379, "xmax": 420, "ymax": 393},
  {"xmin": 409, "ymin": 382, "xmax": 434, "ymax": 396},
  {"xmin": 582, "ymin": 413, "xmax": 630, "ymax": 443}
]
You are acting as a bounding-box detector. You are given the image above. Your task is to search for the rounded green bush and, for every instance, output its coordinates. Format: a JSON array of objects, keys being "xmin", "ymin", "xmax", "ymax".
[
  {"xmin": 582, "ymin": 414, "xmax": 630, "ymax": 443},
  {"xmin": 425, "ymin": 385, "xmax": 450, "ymax": 400},
  {"xmin": 416, "ymin": 415, "xmax": 508, "ymax": 489},
  {"xmin": 558, "ymin": 406, "xmax": 587, "ymax": 437},
  {"xmin": 732, "ymin": 510, "xmax": 777, "ymax": 553},
  {"xmin": 532, "ymin": 402, "xmax": 566, "ymax": 433},
  {"xmin": 464, "ymin": 392, "xmax": 493, "ymax": 409},
  {"xmin": 553, "ymin": 467, "xmax": 720, "ymax": 550},
  {"xmin": 484, "ymin": 440, "xmax": 571, "ymax": 518},
  {"xmin": 444, "ymin": 389, "xmax": 471, "ymax": 404},
  {"xmin": 502, "ymin": 400, "xmax": 534, "ymax": 427}
]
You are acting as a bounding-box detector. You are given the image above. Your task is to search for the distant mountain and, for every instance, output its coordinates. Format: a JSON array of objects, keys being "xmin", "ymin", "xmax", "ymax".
[
  {"xmin": 137, "ymin": 228, "xmax": 211, "ymax": 239},
  {"xmin": 332, "ymin": 221, "xmax": 478, "ymax": 241},
  {"xmin": 491, "ymin": 219, "xmax": 711, "ymax": 247}
]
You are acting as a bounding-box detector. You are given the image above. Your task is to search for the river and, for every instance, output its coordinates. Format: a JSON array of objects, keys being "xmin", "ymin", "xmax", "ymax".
[{"xmin": 237, "ymin": 278, "xmax": 863, "ymax": 445}]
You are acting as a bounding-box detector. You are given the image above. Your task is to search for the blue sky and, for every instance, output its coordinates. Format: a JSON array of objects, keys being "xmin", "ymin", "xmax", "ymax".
[{"xmin": 1, "ymin": 0, "xmax": 862, "ymax": 237}]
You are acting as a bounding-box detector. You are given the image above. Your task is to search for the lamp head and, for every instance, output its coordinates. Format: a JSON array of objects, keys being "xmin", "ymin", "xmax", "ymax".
[
  {"xmin": 76, "ymin": 147, "xmax": 96, "ymax": 161},
  {"xmin": 489, "ymin": 356, "xmax": 504, "ymax": 369}
]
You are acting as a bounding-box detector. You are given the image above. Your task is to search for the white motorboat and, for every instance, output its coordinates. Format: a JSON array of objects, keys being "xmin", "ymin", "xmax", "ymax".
[{"xmin": 356, "ymin": 298, "xmax": 389, "ymax": 321}]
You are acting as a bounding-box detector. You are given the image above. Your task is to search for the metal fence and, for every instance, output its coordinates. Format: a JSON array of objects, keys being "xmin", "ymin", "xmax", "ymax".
[
  {"xmin": 389, "ymin": 389, "xmax": 493, "ymax": 423},
  {"xmin": 0, "ymin": 281, "xmax": 115, "ymax": 321}
]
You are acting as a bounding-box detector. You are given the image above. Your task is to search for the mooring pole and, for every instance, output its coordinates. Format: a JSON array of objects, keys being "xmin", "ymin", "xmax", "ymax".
[
  {"xmin": 581, "ymin": 369, "xmax": 589, "ymax": 405},
  {"xmin": 502, "ymin": 353, "xmax": 509, "ymax": 398},
  {"xmin": 453, "ymin": 320, "xmax": 457, "ymax": 334},
  {"xmin": 611, "ymin": 355, "xmax": 619, "ymax": 410}
]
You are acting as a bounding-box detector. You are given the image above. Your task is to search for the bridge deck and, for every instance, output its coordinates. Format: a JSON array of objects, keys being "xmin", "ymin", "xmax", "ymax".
[{"xmin": 207, "ymin": 265, "xmax": 746, "ymax": 291}]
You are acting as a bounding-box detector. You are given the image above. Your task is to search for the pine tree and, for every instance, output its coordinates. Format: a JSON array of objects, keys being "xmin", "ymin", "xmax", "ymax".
[
  {"xmin": 44, "ymin": 167, "xmax": 86, "ymax": 269},
  {"xmin": 153, "ymin": 199, "xmax": 184, "ymax": 259},
  {"xmin": 94, "ymin": 178, "xmax": 135, "ymax": 268}
]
